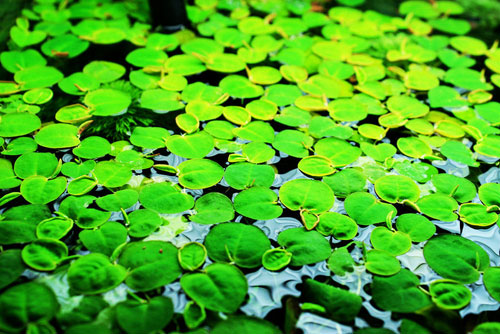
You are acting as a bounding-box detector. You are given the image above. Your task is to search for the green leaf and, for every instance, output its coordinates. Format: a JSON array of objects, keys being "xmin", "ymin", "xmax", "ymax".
[
  {"xmin": 83, "ymin": 60, "xmax": 125, "ymax": 83},
  {"xmin": 119, "ymin": 241, "xmax": 182, "ymax": 291},
  {"xmin": 374, "ymin": 175, "xmax": 420, "ymax": 204},
  {"xmin": 139, "ymin": 182, "xmax": 194, "ymax": 214},
  {"xmin": 94, "ymin": 161, "xmax": 131, "ymax": 188},
  {"xmin": 242, "ymin": 142, "xmax": 276, "ymax": 163},
  {"xmin": 79, "ymin": 222, "xmax": 127, "ymax": 256},
  {"xmin": 370, "ymin": 227, "xmax": 412, "ymax": 256},
  {"xmin": 190, "ymin": 192, "xmax": 234, "ymax": 224},
  {"xmin": 183, "ymin": 301, "xmax": 206, "ymax": 329},
  {"xmin": 438, "ymin": 49, "xmax": 475, "ymax": 68},
  {"xmin": 328, "ymin": 246, "xmax": 355, "ymax": 276},
  {"xmin": 0, "ymin": 250, "xmax": 25, "ymax": 290},
  {"xmin": 20, "ymin": 176, "xmax": 66, "ymax": 204},
  {"xmin": 314, "ymin": 137, "xmax": 361, "ymax": 167},
  {"xmin": 428, "ymin": 86, "xmax": 468, "ymax": 109},
  {"xmin": 387, "ymin": 95, "xmax": 429, "ymax": 119},
  {"xmin": 265, "ymin": 84, "xmax": 302, "ymax": 106},
  {"xmin": 392, "ymin": 160, "xmax": 438, "ymax": 183},
  {"xmin": 1, "ymin": 137, "xmax": 37, "ymax": 156},
  {"xmin": 246, "ymin": 99, "xmax": 278, "ymax": 121},
  {"xmin": 178, "ymin": 242, "xmax": 207, "ymax": 271},
  {"xmin": 206, "ymin": 53, "xmax": 246, "ymax": 73},
  {"xmin": 233, "ymin": 187, "xmax": 283, "ymax": 220},
  {"xmin": 140, "ymin": 89, "xmax": 183, "ymax": 113},
  {"xmin": 166, "ymin": 131, "xmax": 214, "ymax": 158},
  {"xmin": 205, "ymin": 222, "xmax": 270, "ymax": 268},
  {"xmin": 479, "ymin": 183, "xmax": 500, "ymax": 207},
  {"xmin": 21, "ymin": 238, "xmax": 68, "ymax": 271},
  {"xmin": 484, "ymin": 267, "xmax": 500, "ymax": 302},
  {"xmin": 73, "ymin": 136, "xmax": 111, "ymax": 159},
  {"xmin": 41, "ymin": 34, "xmax": 89, "ymax": 58},
  {"xmin": 429, "ymin": 280, "xmax": 471, "ymax": 310},
  {"xmin": 397, "ymin": 137, "xmax": 432, "ymax": 159},
  {"xmin": 58, "ymin": 72, "xmax": 99, "ymax": 95},
  {"xmin": 262, "ymin": 248, "xmax": 292, "ymax": 271},
  {"xmin": 450, "ymin": 36, "xmax": 487, "ymax": 56},
  {"xmin": 440, "ymin": 141, "xmax": 479, "ymax": 167},
  {"xmin": 219, "ymin": 75, "xmax": 264, "ymax": 99},
  {"xmin": 360, "ymin": 143, "xmax": 396, "ymax": 162},
  {"xmin": 365, "ymin": 250, "xmax": 401, "ymax": 276},
  {"xmin": 116, "ymin": 297, "xmax": 173, "ymax": 334},
  {"xmin": 0, "ymin": 282, "xmax": 58, "ymax": 333},
  {"xmin": 298, "ymin": 155, "xmax": 336, "ymax": 177},
  {"xmin": 474, "ymin": 135, "xmax": 500, "ymax": 158},
  {"xmin": 212, "ymin": 316, "xmax": 281, "ymax": 334},
  {"xmin": 14, "ymin": 152, "xmax": 58, "ymax": 179},
  {"xmin": 96, "ymin": 189, "xmax": 138, "ymax": 212},
  {"xmin": 36, "ymin": 217, "xmax": 73, "ymax": 240},
  {"xmin": 126, "ymin": 48, "xmax": 168, "ymax": 67},
  {"xmin": 0, "ymin": 220, "xmax": 36, "ymax": 245},
  {"xmin": 317, "ymin": 212, "xmax": 358, "ymax": 240},
  {"xmin": 130, "ymin": 126, "xmax": 169, "ymax": 149},
  {"xmin": 344, "ymin": 192, "xmax": 396, "ymax": 225},
  {"xmin": 0, "ymin": 49, "xmax": 46, "ymax": 73},
  {"xmin": 14, "ymin": 65, "xmax": 63, "ymax": 89},
  {"xmin": 84, "ymin": 89, "xmax": 132, "ymax": 116},
  {"xmin": 416, "ymin": 194, "xmax": 458, "ymax": 222},
  {"xmin": 404, "ymin": 69, "xmax": 439, "ymax": 91},
  {"xmin": 35, "ymin": 123, "xmax": 80, "ymax": 149},
  {"xmin": 0, "ymin": 112, "xmax": 41, "ymax": 137},
  {"xmin": 444, "ymin": 68, "xmax": 491, "ymax": 91},
  {"xmin": 127, "ymin": 209, "xmax": 162, "ymax": 238},
  {"xmin": 180, "ymin": 263, "xmax": 248, "ymax": 313},
  {"xmin": 277, "ymin": 228, "xmax": 331, "ymax": 266},
  {"xmin": 423, "ymin": 234, "xmax": 490, "ymax": 284},
  {"xmin": 165, "ymin": 55, "xmax": 206, "ymax": 76},
  {"xmin": 176, "ymin": 113, "xmax": 199, "ymax": 133},
  {"xmin": 459, "ymin": 203, "xmax": 498, "ymax": 227},
  {"xmin": 396, "ymin": 214, "xmax": 435, "ymax": 242},
  {"xmin": 23, "ymin": 87, "xmax": 53, "ymax": 104},
  {"xmin": 279, "ymin": 179, "xmax": 335, "ymax": 213},
  {"xmin": 248, "ymin": 66, "xmax": 282, "ymax": 85},
  {"xmin": 178, "ymin": 159, "xmax": 224, "ymax": 189},
  {"xmin": 372, "ymin": 269, "xmax": 432, "ymax": 312},
  {"xmin": 303, "ymin": 279, "xmax": 362, "ymax": 322},
  {"xmin": 224, "ymin": 163, "xmax": 275, "ymax": 190},
  {"xmin": 473, "ymin": 322, "xmax": 500, "ymax": 334},
  {"xmin": 328, "ymin": 98, "xmax": 367, "ymax": 122},
  {"xmin": 68, "ymin": 253, "xmax": 127, "ymax": 294},
  {"xmin": 61, "ymin": 160, "xmax": 96, "ymax": 179},
  {"xmin": 322, "ymin": 168, "xmax": 366, "ymax": 198}
]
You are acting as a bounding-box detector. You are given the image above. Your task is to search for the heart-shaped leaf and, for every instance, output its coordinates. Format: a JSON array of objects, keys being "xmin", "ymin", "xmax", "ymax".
[
  {"xmin": 205, "ymin": 222, "xmax": 270, "ymax": 268},
  {"xmin": 67, "ymin": 253, "xmax": 127, "ymax": 294},
  {"xmin": 119, "ymin": 241, "xmax": 181, "ymax": 291},
  {"xmin": 79, "ymin": 222, "xmax": 127, "ymax": 256},
  {"xmin": 370, "ymin": 227, "xmax": 412, "ymax": 256},
  {"xmin": 423, "ymin": 234, "xmax": 490, "ymax": 284},
  {"xmin": 374, "ymin": 175, "xmax": 420, "ymax": 203},
  {"xmin": 279, "ymin": 179, "xmax": 335, "ymax": 213},
  {"xmin": 234, "ymin": 187, "xmax": 283, "ymax": 220},
  {"xmin": 190, "ymin": 192, "xmax": 234, "ymax": 224},
  {"xmin": 277, "ymin": 228, "xmax": 331, "ymax": 266},
  {"xmin": 180, "ymin": 263, "xmax": 247, "ymax": 313},
  {"xmin": 139, "ymin": 182, "xmax": 194, "ymax": 214},
  {"xmin": 20, "ymin": 176, "xmax": 66, "ymax": 204},
  {"xmin": 115, "ymin": 296, "xmax": 174, "ymax": 334},
  {"xmin": 371, "ymin": 269, "xmax": 432, "ymax": 312},
  {"xmin": 344, "ymin": 192, "xmax": 397, "ymax": 225}
]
